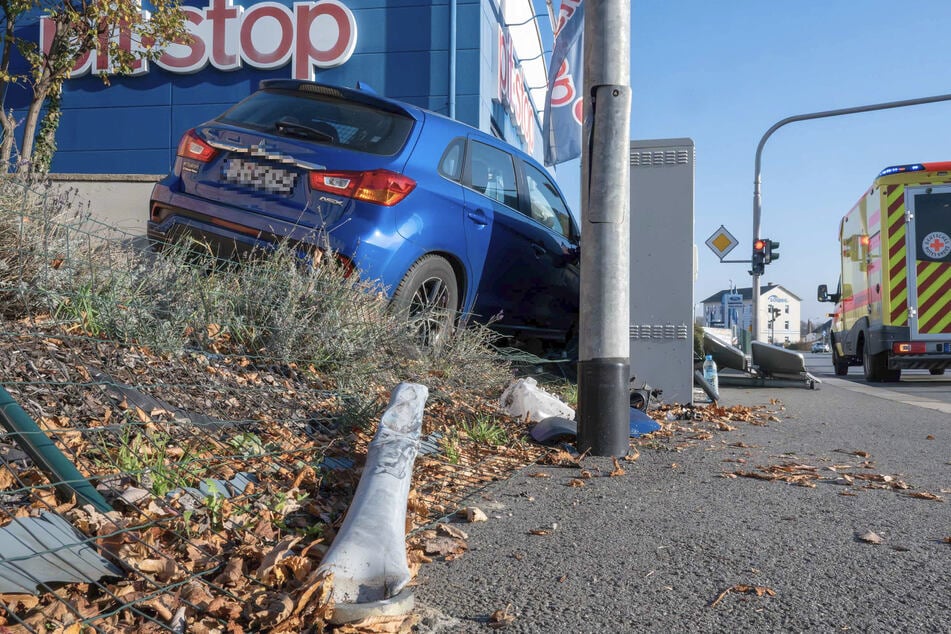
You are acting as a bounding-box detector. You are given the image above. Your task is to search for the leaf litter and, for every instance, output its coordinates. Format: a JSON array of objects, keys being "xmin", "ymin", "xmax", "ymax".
[{"xmin": 709, "ymin": 584, "xmax": 777, "ymax": 608}]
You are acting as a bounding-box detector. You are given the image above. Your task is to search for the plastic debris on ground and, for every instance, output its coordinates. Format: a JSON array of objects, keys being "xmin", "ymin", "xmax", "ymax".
[
  {"xmin": 530, "ymin": 408, "xmax": 660, "ymax": 444},
  {"xmin": 500, "ymin": 377, "xmax": 575, "ymax": 422}
]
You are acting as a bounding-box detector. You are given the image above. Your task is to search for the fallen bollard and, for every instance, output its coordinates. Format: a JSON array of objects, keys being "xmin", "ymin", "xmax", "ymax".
[{"xmin": 317, "ymin": 382, "xmax": 428, "ymax": 624}]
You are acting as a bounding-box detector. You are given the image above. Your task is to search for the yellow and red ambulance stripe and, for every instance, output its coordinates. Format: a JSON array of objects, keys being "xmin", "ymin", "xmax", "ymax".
[
  {"xmin": 885, "ymin": 185, "xmax": 909, "ymax": 325},
  {"xmin": 916, "ymin": 260, "xmax": 951, "ymax": 334}
]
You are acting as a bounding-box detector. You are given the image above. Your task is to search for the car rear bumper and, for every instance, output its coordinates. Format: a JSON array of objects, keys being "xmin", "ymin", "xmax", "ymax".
[{"xmin": 148, "ymin": 184, "xmax": 419, "ymax": 293}]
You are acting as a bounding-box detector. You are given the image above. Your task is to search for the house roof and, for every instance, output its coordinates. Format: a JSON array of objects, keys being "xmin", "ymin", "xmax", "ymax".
[{"xmin": 699, "ymin": 284, "xmax": 802, "ymax": 304}]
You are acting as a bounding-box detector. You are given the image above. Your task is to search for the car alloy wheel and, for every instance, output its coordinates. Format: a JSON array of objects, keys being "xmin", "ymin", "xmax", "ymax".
[{"xmin": 392, "ymin": 255, "xmax": 458, "ymax": 349}]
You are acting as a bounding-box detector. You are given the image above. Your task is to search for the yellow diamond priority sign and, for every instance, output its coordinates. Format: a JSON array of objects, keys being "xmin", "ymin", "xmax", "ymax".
[{"xmin": 705, "ymin": 225, "xmax": 739, "ymax": 260}]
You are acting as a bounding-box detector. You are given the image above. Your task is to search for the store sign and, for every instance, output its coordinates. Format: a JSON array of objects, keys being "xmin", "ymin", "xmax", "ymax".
[
  {"xmin": 39, "ymin": 0, "xmax": 358, "ymax": 81},
  {"xmin": 497, "ymin": 26, "xmax": 535, "ymax": 154}
]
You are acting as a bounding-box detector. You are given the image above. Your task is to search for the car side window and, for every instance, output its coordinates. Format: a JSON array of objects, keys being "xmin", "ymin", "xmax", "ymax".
[
  {"xmin": 522, "ymin": 161, "xmax": 572, "ymax": 238},
  {"xmin": 438, "ymin": 138, "xmax": 465, "ymax": 181},
  {"xmin": 467, "ymin": 141, "xmax": 518, "ymax": 209}
]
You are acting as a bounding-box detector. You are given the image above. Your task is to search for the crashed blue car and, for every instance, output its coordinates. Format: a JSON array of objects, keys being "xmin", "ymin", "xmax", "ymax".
[{"xmin": 149, "ymin": 80, "xmax": 580, "ymax": 346}]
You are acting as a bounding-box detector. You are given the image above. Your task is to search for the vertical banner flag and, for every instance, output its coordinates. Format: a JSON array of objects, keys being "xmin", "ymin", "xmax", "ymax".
[{"xmin": 543, "ymin": 0, "xmax": 584, "ymax": 166}]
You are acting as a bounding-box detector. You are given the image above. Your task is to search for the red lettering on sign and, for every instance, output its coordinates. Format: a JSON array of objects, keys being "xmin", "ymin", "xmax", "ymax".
[
  {"xmin": 207, "ymin": 0, "xmax": 240, "ymax": 67},
  {"xmin": 159, "ymin": 9, "xmax": 207, "ymax": 70},
  {"xmin": 241, "ymin": 5, "xmax": 294, "ymax": 66},
  {"xmin": 550, "ymin": 60, "xmax": 575, "ymax": 107},
  {"xmin": 40, "ymin": 0, "xmax": 357, "ymax": 80}
]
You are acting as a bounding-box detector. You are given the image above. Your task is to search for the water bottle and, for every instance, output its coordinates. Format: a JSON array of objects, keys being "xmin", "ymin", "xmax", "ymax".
[{"xmin": 703, "ymin": 354, "xmax": 719, "ymax": 395}]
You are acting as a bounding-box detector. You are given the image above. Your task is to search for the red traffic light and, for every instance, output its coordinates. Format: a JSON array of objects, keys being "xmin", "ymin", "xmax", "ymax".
[{"xmin": 754, "ymin": 239, "xmax": 766, "ymax": 251}]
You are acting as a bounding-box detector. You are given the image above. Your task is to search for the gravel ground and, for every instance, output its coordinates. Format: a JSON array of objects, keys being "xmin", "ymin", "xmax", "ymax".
[{"xmin": 412, "ymin": 383, "xmax": 951, "ymax": 633}]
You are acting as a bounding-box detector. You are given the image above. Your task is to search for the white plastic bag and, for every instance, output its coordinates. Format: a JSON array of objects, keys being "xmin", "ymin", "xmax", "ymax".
[{"xmin": 499, "ymin": 377, "xmax": 575, "ymax": 422}]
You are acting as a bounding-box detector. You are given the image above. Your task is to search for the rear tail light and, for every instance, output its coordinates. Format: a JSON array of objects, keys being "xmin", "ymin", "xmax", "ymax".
[
  {"xmin": 177, "ymin": 129, "xmax": 217, "ymax": 162},
  {"xmin": 893, "ymin": 342, "xmax": 926, "ymax": 354},
  {"xmin": 309, "ymin": 169, "xmax": 416, "ymax": 206}
]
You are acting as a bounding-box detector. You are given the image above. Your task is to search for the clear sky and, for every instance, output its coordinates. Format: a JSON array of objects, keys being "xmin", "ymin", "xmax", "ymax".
[{"xmin": 544, "ymin": 0, "xmax": 951, "ymax": 324}]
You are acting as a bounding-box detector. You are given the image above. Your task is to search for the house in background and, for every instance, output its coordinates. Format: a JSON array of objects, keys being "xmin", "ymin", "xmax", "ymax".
[{"xmin": 700, "ymin": 283, "xmax": 802, "ymax": 345}]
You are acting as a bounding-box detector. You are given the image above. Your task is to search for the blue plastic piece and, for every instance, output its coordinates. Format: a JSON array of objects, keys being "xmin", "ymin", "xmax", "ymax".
[
  {"xmin": 531, "ymin": 408, "xmax": 660, "ymax": 443},
  {"xmin": 629, "ymin": 407, "xmax": 661, "ymax": 437}
]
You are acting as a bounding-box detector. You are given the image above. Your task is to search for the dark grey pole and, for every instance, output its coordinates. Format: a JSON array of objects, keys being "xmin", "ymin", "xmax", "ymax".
[
  {"xmin": 751, "ymin": 93, "xmax": 951, "ymax": 340},
  {"xmin": 577, "ymin": 0, "xmax": 632, "ymax": 456}
]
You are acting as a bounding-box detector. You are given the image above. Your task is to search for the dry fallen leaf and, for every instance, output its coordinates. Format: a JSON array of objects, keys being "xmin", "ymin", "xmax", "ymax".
[
  {"xmin": 540, "ymin": 449, "xmax": 581, "ymax": 467},
  {"xmin": 437, "ymin": 523, "xmax": 469, "ymax": 540},
  {"xmin": 907, "ymin": 492, "xmax": 944, "ymax": 502},
  {"xmin": 462, "ymin": 507, "xmax": 488, "ymax": 522},
  {"xmin": 568, "ymin": 479, "xmax": 586, "ymax": 488},
  {"xmin": 424, "ymin": 536, "xmax": 468, "ymax": 557},
  {"xmin": 529, "ymin": 528, "xmax": 551, "ymax": 536},
  {"xmin": 610, "ymin": 458, "xmax": 625, "ymax": 477},
  {"xmin": 857, "ymin": 530, "xmax": 883, "ymax": 545},
  {"xmin": 709, "ymin": 584, "xmax": 776, "ymax": 607},
  {"xmin": 0, "ymin": 466, "xmax": 16, "ymax": 489},
  {"xmin": 489, "ymin": 604, "xmax": 516, "ymax": 629}
]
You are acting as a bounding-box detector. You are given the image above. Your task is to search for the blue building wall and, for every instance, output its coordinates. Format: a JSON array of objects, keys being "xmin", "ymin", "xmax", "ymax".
[{"xmin": 8, "ymin": 0, "xmax": 545, "ymax": 175}]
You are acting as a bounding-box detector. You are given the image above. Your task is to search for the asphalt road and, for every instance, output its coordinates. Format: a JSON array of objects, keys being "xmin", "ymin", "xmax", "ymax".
[
  {"xmin": 802, "ymin": 351, "xmax": 951, "ymax": 410},
  {"xmin": 412, "ymin": 367, "xmax": 951, "ymax": 633}
]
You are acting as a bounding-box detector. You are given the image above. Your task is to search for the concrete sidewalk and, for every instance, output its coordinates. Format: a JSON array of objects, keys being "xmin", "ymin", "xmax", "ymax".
[{"xmin": 413, "ymin": 384, "xmax": 950, "ymax": 633}]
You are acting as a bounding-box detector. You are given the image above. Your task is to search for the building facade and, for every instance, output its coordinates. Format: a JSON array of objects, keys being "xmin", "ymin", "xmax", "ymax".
[
  {"xmin": 10, "ymin": 0, "xmax": 554, "ymax": 177},
  {"xmin": 700, "ymin": 283, "xmax": 802, "ymax": 345}
]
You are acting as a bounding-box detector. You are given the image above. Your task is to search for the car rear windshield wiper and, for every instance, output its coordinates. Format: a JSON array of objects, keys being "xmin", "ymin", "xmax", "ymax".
[{"xmin": 275, "ymin": 118, "xmax": 336, "ymax": 143}]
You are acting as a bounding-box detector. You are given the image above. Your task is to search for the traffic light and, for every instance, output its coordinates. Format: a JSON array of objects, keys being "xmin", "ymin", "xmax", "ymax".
[
  {"xmin": 764, "ymin": 238, "xmax": 780, "ymax": 264},
  {"xmin": 751, "ymin": 239, "xmax": 766, "ymax": 275}
]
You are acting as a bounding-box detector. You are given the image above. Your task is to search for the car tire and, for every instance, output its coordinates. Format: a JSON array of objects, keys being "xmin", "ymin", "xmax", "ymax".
[
  {"xmin": 392, "ymin": 255, "xmax": 459, "ymax": 349},
  {"xmin": 929, "ymin": 368, "xmax": 945, "ymax": 376},
  {"xmin": 831, "ymin": 342, "xmax": 848, "ymax": 376}
]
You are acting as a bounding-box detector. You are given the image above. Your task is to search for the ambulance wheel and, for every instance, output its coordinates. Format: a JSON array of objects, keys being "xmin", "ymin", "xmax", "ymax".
[
  {"xmin": 831, "ymin": 344, "xmax": 848, "ymax": 376},
  {"xmin": 863, "ymin": 343, "xmax": 899, "ymax": 382}
]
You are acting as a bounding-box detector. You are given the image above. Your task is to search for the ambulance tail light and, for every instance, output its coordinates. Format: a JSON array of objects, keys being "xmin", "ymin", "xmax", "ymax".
[{"xmin": 893, "ymin": 342, "xmax": 926, "ymax": 354}]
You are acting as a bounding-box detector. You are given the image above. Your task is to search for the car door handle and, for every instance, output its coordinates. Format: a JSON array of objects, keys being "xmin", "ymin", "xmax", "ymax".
[
  {"xmin": 466, "ymin": 208, "xmax": 489, "ymax": 226},
  {"xmin": 531, "ymin": 242, "xmax": 546, "ymax": 257}
]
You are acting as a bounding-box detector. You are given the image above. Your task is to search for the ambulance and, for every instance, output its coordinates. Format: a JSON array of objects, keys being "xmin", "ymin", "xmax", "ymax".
[{"xmin": 818, "ymin": 162, "xmax": 951, "ymax": 381}]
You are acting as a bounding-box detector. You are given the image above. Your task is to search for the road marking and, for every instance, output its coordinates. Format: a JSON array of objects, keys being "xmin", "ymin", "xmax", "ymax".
[{"xmin": 821, "ymin": 377, "xmax": 951, "ymax": 414}]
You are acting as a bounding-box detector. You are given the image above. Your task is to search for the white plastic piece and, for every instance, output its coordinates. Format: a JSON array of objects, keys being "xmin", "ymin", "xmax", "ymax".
[
  {"xmin": 317, "ymin": 382, "xmax": 428, "ymax": 623},
  {"xmin": 499, "ymin": 377, "xmax": 575, "ymax": 422}
]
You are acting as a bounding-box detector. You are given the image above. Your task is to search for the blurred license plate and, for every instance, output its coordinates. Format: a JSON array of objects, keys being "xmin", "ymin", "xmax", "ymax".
[{"xmin": 222, "ymin": 158, "xmax": 297, "ymax": 194}]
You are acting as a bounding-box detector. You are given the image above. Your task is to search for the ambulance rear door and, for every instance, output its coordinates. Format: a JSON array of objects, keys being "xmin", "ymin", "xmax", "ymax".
[{"xmin": 905, "ymin": 185, "xmax": 951, "ymax": 339}]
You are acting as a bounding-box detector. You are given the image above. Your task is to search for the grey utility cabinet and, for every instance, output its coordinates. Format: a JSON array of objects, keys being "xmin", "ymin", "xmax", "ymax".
[{"xmin": 629, "ymin": 138, "xmax": 696, "ymax": 405}]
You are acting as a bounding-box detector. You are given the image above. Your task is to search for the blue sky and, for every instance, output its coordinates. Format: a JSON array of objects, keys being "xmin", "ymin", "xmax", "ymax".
[{"xmin": 544, "ymin": 0, "xmax": 951, "ymax": 323}]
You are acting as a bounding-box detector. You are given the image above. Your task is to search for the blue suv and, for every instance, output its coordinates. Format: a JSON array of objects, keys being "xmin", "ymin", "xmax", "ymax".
[{"xmin": 149, "ymin": 80, "xmax": 580, "ymax": 346}]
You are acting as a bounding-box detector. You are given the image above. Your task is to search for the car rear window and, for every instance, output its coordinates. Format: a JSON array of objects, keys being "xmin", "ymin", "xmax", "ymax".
[{"xmin": 217, "ymin": 89, "xmax": 414, "ymax": 156}]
